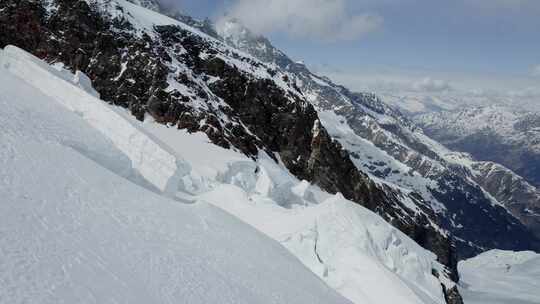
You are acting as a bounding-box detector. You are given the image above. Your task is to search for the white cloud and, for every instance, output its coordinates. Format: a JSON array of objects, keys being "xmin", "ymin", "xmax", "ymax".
[
  {"xmin": 218, "ymin": 0, "xmax": 382, "ymax": 42},
  {"xmin": 412, "ymin": 78, "xmax": 452, "ymax": 92}
]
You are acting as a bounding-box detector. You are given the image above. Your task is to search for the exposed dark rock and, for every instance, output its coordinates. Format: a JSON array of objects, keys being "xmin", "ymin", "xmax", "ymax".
[{"xmin": 443, "ymin": 285, "xmax": 464, "ymax": 304}]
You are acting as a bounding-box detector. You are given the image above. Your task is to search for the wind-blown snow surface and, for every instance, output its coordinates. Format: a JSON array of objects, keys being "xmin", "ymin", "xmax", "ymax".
[
  {"xmin": 459, "ymin": 250, "xmax": 540, "ymax": 304},
  {"xmin": 0, "ymin": 46, "xmax": 449, "ymax": 304},
  {"xmin": 0, "ymin": 46, "xmax": 349, "ymax": 304}
]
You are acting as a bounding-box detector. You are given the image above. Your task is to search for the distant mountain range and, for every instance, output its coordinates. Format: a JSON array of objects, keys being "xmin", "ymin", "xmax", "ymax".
[{"xmin": 417, "ymin": 106, "xmax": 540, "ymax": 188}]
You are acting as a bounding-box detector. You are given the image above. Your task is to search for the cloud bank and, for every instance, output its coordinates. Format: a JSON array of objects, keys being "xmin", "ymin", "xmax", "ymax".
[
  {"xmin": 413, "ymin": 78, "xmax": 453, "ymax": 92},
  {"xmin": 219, "ymin": 0, "xmax": 383, "ymax": 42}
]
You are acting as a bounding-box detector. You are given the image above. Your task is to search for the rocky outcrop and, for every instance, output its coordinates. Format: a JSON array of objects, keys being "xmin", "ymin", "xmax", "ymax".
[{"xmin": 443, "ymin": 286, "xmax": 464, "ymax": 304}]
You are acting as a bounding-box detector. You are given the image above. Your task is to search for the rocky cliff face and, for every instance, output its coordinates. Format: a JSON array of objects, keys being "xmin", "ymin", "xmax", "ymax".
[
  {"xmin": 216, "ymin": 19, "xmax": 540, "ymax": 261},
  {"xmin": 0, "ymin": 1, "xmax": 464, "ymax": 295}
]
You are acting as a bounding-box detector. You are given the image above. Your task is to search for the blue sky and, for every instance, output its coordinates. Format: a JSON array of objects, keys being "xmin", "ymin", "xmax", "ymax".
[{"xmin": 167, "ymin": 0, "xmax": 540, "ymax": 97}]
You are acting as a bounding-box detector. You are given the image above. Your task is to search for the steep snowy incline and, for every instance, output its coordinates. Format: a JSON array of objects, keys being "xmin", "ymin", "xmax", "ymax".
[
  {"xmin": 458, "ymin": 250, "xmax": 540, "ymax": 304},
  {"xmin": 0, "ymin": 46, "xmax": 456, "ymax": 304},
  {"xmin": 0, "ymin": 47, "xmax": 351, "ymax": 304},
  {"xmin": 0, "ymin": 0, "xmax": 464, "ymax": 281},
  {"xmin": 0, "ymin": 45, "xmax": 186, "ymax": 197},
  {"xmin": 141, "ymin": 123, "xmax": 453, "ymax": 304}
]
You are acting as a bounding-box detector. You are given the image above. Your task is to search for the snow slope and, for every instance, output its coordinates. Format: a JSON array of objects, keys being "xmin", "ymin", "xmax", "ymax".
[
  {"xmin": 135, "ymin": 71, "xmax": 452, "ymax": 304},
  {"xmin": 143, "ymin": 123, "xmax": 450, "ymax": 304},
  {"xmin": 0, "ymin": 45, "xmax": 185, "ymax": 197},
  {"xmin": 143, "ymin": 113, "xmax": 450, "ymax": 304},
  {"xmin": 0, "ymin": 46, "xmax": 350, "ymax": 304},
  {"xmin": 459, "ymin": 250, "xmax": 540, "ymax": 304},
  {"xmin": 0, "ymin": 45, "xmax": 451, "ymax": 304}
]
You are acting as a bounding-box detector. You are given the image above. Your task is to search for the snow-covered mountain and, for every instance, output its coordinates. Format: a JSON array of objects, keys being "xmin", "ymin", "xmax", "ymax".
[
  {"xmin": 0, "ymin": 42, "xmax": 458, "ymax": 304},
  {"xmin": 0, "ymin": 1, "xmax": 465, "ymax": 303},
  {"xmin": 415, "ymin": 106, "xmax": 540, "ymax": 238},
  {"xmin": 1, "ymin": 0, "xmax": 465, "ymax": 281},
  {"xmin": 1, "ymin": 1, "xmax": 539, "ymax": 303},
  {"xmin": 129, "ymin": 0, "xmax": 540, "ymax": 243},
  {"xmin": 459, "ymin": 250, "xmax": 540, "ymax": 304},
  {"xmin": 0, "ymin": 45, "xmax": 350, "ymax": 304},
  {"xmin": 216, "ymin": 18, "xmax": 540, "ymax": 259}
]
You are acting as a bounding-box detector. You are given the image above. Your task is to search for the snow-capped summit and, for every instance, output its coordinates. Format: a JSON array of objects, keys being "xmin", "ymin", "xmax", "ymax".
[{"xmin": 217, "ymin": 18, "xmax": 296, "ymax": 69}]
